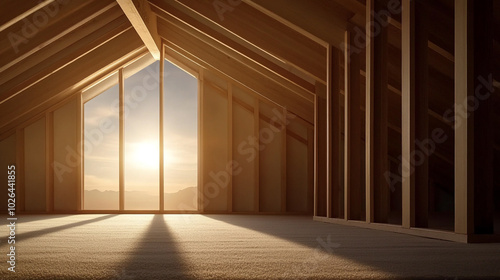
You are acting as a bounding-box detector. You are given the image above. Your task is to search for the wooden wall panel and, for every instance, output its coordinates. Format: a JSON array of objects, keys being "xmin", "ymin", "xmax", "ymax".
[
  {"xmin": 202, "ymin": 83, "xmax": 228, "ymax": 212},
  {"xmin": 259, "ymin": 102, "xmax": 283, "ymax": 212},
  {"xmin": 0, "ymin": 134, "xmax": 16, "ymax": 212},
  {"xmin": 286, "ymin": 118, "xmax": 310, "ymax": 213},
  {"xmin": 53, "ymin": 98, "xmax": 79, "ymax": 211},
  {"xmin": 232, "ymin": 99, "xmax": 256, "ymax": 212},
  {"xmin": 24, "ymin": 118, "xmax": 46, "ymax": 211}
]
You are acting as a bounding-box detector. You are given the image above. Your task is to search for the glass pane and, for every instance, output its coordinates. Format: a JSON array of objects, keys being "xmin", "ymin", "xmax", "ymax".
[
  {"xmin": 124, "ymin": 62, "xmax": 160, "ymax": 210},
  {"xmin": 163, "ymin": 60, "xmax": 198, "ymax": 211},
  {"xmin": 84, "ymin": 82, "xmax": 120, "ymax": 210}
]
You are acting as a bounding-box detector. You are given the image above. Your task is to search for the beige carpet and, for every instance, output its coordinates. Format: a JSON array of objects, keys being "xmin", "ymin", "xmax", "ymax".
[{"xmin": 0, "ymin": 214, "xmax": 499, "ymax": 279}]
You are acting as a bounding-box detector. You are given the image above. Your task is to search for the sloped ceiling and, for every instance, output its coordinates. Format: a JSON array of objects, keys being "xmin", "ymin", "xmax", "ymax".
[{"xmin": 0, "ymin": 0, "xmax": 365, "ymax": 138}]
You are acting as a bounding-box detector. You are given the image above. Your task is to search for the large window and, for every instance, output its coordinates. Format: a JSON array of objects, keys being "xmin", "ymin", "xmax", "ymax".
[{"xmin": 83, "ymin": 57, "xmax": 198, "ymax": 211}]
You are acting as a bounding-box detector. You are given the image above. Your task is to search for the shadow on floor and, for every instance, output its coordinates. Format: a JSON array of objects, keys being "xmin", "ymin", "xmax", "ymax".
[
  {"xmin": 0, "ymin": 214, "xmax": 116, "ymax": 245},
  {"xmin": 116, "ymin": 215, "xmax": 193, "ymax": 280},
  {"xmin": 204, "ymin": 214, "xmax": 500, "ymax": 279}
]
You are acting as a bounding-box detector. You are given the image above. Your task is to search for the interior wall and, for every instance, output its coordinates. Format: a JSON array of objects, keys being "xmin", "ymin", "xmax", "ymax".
[
  {"xmin": 201, "ymin": 69, "xmax": 313, "ymax": 214},
  {"xmin": 0, "ymin": 134, "xmax": 16, "ymax": 212},
  {"xmin": 53, "ymin": 98, "xmax": 79, "ymax": 211},
  {"xmin": 24, "ymin": 117, "xmax": 46, "ymax": 212}
]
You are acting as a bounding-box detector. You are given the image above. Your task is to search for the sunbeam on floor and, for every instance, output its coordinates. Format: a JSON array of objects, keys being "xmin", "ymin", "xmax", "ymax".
[{"xmin": 1, "ymin": 214, "xmax": 500, "ymax": 279}]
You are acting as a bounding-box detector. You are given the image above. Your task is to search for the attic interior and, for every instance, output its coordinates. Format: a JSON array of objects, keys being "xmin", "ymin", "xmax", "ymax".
[{"xmin": 1, "ymin": 0, "xmax": 500, "ymax": 279}]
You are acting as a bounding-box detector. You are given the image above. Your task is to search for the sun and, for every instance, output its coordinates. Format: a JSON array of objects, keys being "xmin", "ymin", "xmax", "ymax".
[
  {"xmin": 132, "ymin": 141, "xmax": 174, "ymax": 169},
  {"xmin": 132, "ymin": 141, "xmax": 159, "ymax": 169}
]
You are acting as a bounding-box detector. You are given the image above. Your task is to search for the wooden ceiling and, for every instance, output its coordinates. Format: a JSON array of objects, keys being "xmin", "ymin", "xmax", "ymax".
[
  {"xmin": 1, "ymin": 0, "xmax": 497, "ymax": 141},
  {"xmin": 0, "ymin": 0, "xmax": 368, "ymax": 139}
]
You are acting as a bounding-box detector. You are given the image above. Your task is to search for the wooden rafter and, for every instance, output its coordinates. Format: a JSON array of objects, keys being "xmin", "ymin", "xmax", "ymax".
[{"xmin": 117, "ymin": 0, "xmax": 161, "ymax": 60}]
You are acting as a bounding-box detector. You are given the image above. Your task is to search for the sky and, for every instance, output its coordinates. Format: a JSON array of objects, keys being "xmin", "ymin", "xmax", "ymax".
[{"xmin": 83, "ymin": 60, "xmax": 198, "ymax": 209}]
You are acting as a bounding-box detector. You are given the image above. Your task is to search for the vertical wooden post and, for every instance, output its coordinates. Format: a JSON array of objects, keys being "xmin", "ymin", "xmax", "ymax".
[
  {"xmin": 45, "ymin": 112, "xmax": 54, "ymax": 213},
  {"xmin": 414, "ymin": 2, "xmax": 429, "ymax": 228},
  {"xmin": 77, "ymin": 93, "xmax": 83, "ymax": 211},
  {"xmin": 314, "ymin": 93, "xmax": 318, "ymax": 217},
  {"xmin": 326, "ymin": 45, "xmax": 333, "ymax": 218},
  {"xmin": 119, "ymin": 68, "xmax": 125, "ymax": 211},
  {"xmin": 402, "ymin": 0, "xmax": 416, "ymax": 229},
  {"xmin": 344, "ymin": 30, "xmax": 362, "ymax": 221},
  {"xmin": 159, "ymin": 45, "xmax": 165, "ymax": 212},
  {"xmin": 198, "ymin": 68, "xmax": 205, "ymax": 212},
  {"xmin": 227, "ymin": 83, "xmax": 233, "ymax": 212},
  {"xmin": 331, "ymin": 47, "xmax": 341, "ymax": 218},
  {"xmin": 365, "ymin": 0, "xmax": 375, "ymax": 223}
]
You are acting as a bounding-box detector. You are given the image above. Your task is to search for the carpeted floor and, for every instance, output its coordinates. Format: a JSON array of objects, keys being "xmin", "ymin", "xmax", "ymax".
[{"xmin": 0, "ymin": 214, "xmax": 499, "ymax": 279}]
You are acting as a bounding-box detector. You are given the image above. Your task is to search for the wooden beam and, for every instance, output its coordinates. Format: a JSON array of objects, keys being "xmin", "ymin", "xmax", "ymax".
[
  {"xmin": 117, "ymin": 0, "xmax": 160, "ymax": 60},
  {"xmin": 160, "ymin": 22, "xmax": 314, "ymax": 124},
  {"xmin": 401, "ymin": 0, "xmax": 415, "ymax": 229},
  {"xmin": 119, "ymin": 68, "xmax": 125, "ymax": 211},
  {"xmin": 159, "ymin": 45, "xmax": 165, "ymax": 211},
  {"xmin": 0, "ymin": 0, "xmax": 56, "ymax": 33},
  {"xmin": 166, "ymin": 0, "xmax": 326, "ymax": 82},
  {"xmin": 150, "ymin": 3, "xmax": 316, "ymax": 94},
  {"xmin": 0, "ymin": 28, "xmax": 145, "ymax": 136},
  {"xmin": 157, "ymin": 17, "xmax": 314, "ymax": 104},
  {"xmin": 365, "ymin": 0, "xmax": 375, "ymax": 224},
  {"xmin": 1, "ymin": 13, "xmax": 130, "ymax": 106},
  {"xmin": 331, "ymin": 47, "xmax": 342, "ymax": 218},
  {"xmin": 326, "ymin": 44, "xmax": 333, "ymax": 219},
  {"xmin": 76, "ymin": 93, "xmax": 83, "ymax": 211},
  {"xmin": 0, "ymin": 0, "xmax": 117, "ymax": 74},
  {"xmin": 414, "ymin": 2, "xmax": 429, "ymax": 228}
]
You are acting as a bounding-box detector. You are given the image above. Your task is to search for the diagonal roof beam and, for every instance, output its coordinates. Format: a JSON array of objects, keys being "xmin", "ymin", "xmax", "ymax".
[{"xmin": 117, "ymin": 0, "xmax": 160, "ymax": 60}]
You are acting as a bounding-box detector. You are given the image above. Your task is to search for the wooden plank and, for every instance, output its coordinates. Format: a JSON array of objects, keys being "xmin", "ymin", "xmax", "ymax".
[
  {"xmin": 247, "ymin": 0, "xmax": 354, "ymax": 47},
  {"xmin": 0, "ymin": 0, "xmax": 117, "ymax": 73},
  {"xmin": 160, "ymin": 23, "xmax": 314, "ymax": 124},
  {"xmin": 227, "ymin": 83, "xmax": 233, "ymax": 212},
  {"xmin": 454, "ymin": 0, "xmax": 473, "ymax": 235},
  {"xmin": 159, "ymin": 45, "xmax": 165, "ymax": 211},
  {"xmin": 331, "ymin": 47, "xmax": 342, "ymax": 218},
  {"xmin": 401, "ymin": 0, "xmax": 415, "ymax": 229},
  {"xmin": 45, "ymin": 112, "xmax": 54, "ymax": 212},
  {"xmin": 365, "ymin": 0, "xmax": 375, "ymax": 223},
  {"xmin": 0, "ymin": 0, "xmax": 56, "ymax": 33},
  {"xmin": 169, "ymin": 0, "xmax": 326, "ymax": 82},
  {"xmin": 117, "ymin": 0, "xmax": 160, "ymax": 60},
  {"xmin": 150, "ymin": 3, "xmax": 316, "ymax": 93},
  {"xmin": 326, "ymin": 45, "xmax": 333, "ymax": 218},
  {"xmin": 119, "ymin": 69, "xmax": 124, "ymax": 211},
  {"xmin": 414, "ymin": 2, "xmax": 429, "ymax": 228},
  {"xmin": 157, "ymin": 17, "xmax": 314, "ymax": 104},
  {"xmin": 198, "ymin": 68, "xmax": 205, "ymax": 212},
  {"xmin": 76, "ymin": 94, "xmax": 83, "ymax": 211},
  {"xmin": 0, "ymin": 29, "xmax": 145, "ymax": 136},
  {"xmin": 313, "ymin": 93, "xmax": 318, "ymax": 217},
  {"xmin": 0, "ymin": 6, "xmax": 126, "ymax": 87},
  {"xmin": 1, "ymin": 15, "xmax": 131, "ymax": 106}
]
